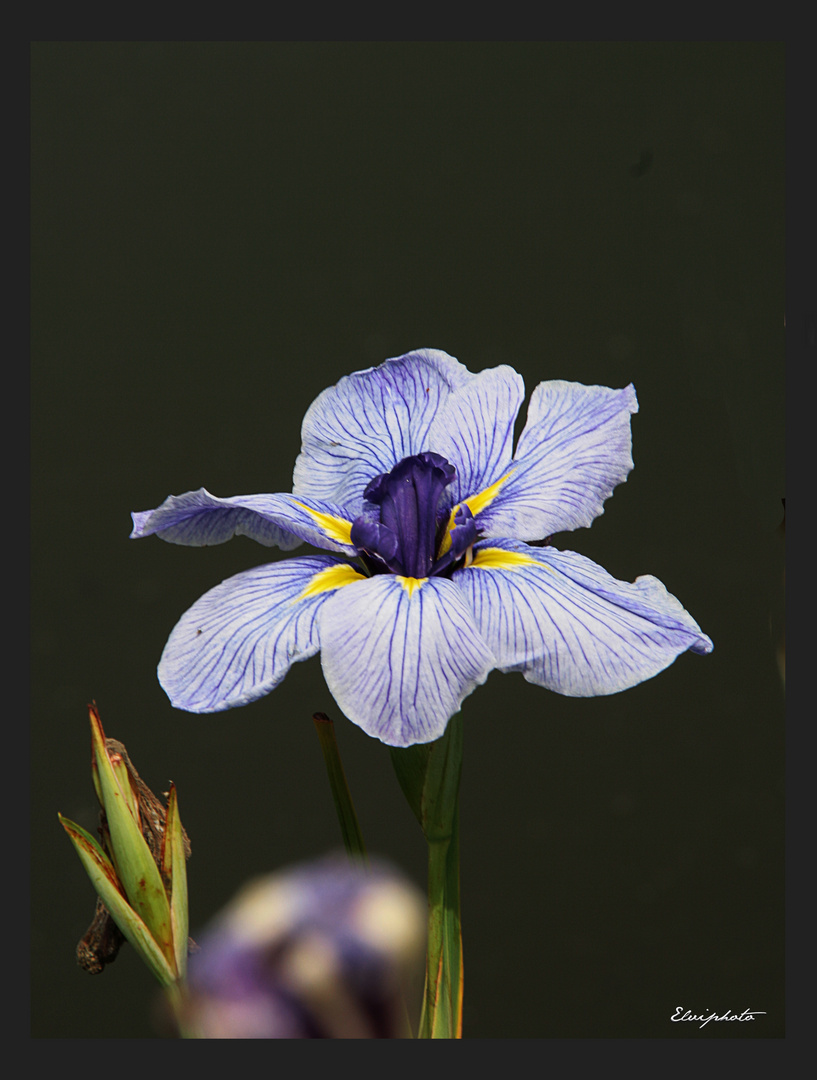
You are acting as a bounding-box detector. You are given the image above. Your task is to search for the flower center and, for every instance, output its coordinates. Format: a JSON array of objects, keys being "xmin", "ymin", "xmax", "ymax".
[{"xmin": 351, "ymin": 453, "xmax": 477, "ymax": 578}]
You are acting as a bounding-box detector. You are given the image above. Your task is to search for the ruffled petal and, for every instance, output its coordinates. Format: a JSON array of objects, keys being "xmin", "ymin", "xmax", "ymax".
[
  {"xmin": 158, "ymin": 556, "xmax": 365, "ymax": 712},
  {"xmin": 476, "ymin": 381, "xmax": 638, "ymax": 540},
  {"xmin": 131, "ymin": 488, "xmax": 357, "ymax": 555},
  {"xmin": 318, "ymin": 575, "xmax": 496, "ymax": 747},
  {"xmin": 292, "ymin": 349, "xmax": 474, "ymax": 514},
  {"xmin": 426, "ymin": 364, "xmax": 525, "ymax": 505},
  {"xmin": 454, "ymin": 539, "xmax": 712, "ymax": 697}
]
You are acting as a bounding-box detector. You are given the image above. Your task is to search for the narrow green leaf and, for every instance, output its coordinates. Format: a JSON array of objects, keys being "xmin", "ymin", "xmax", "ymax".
[
  {"xmin": 389, "ymin": 740, "xmax": 433, "ymax": 830},
  {"xmin": 389, "ymin": 715, "xmax": 463, "ymax": 843},
  {"xmin": 164, "ymin": 784, "xmax": 189, "ymax": 979},
  {"xmin": 110, "ymin": 751, "xmax": 140, "ymax": 822},
  {"xmin": 390, "ymin": 715, "xmax": 464, "ymax": 1038},
  {"xmin": 59, "ymin": 814, "xmax": 177, "ymax": 987},
  {"xmin": 313, "ymin": 713, "xmax": 368, "ymax": 865},
  {"xmin": 88, "ymin": 706, "xmax": 176, "ymax": 971},
  {"xmin": 441, "ymin": 805, "xmax": 463, "ymax": 1037}
]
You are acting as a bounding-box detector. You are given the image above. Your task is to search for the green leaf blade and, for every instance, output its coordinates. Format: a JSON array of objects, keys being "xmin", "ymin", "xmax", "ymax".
[
  {"xmin": 88, "ymin": 706, "xmax": 176, "ymax": 971},
  {"xmin": 59, "ymin": 814, "xmax": 177, "ymax": 987},
  {"xmin": 164, "ymin": 784, "xmax": 189, "ymax": 979}
]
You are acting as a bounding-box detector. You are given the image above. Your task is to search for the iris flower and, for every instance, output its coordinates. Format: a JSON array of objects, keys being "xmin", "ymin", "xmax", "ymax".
[{"xmin": 131, "ymin": 349, "xmax": 712, "ymax": 747}]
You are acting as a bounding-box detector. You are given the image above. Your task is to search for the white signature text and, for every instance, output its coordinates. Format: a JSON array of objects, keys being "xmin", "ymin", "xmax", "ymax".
[{"xmin": 670, "ymin": 1006, "xmax": 766, "ymax": 1029}]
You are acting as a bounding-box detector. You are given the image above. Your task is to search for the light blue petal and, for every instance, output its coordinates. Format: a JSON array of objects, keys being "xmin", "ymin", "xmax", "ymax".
[
  {"xmin": 318, "ymin": 575, "xmax": 496, "ymax": 747},
  {"xmin": 427, "ymin": 364, "xmax": 525, "ymax": 505},
  {"xmin": 158, "ymin": 556, "xmax": 364, "ymax": 712},
  {"xmin": 476, "ymin": 381, "xmax": 639, "ymax": 540},
  {"xmin": 292, "ymin": 349, "xmax": 474, "ymax": 514},
  {"xmin": 455, "ymin": 539, "xmax": 712, "ymax": 697},
  {"xmin": 131, "ymin": 488, "xmax": 357, "ymax": 555}
]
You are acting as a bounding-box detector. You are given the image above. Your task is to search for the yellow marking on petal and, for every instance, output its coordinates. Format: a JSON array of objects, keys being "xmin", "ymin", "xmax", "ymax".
[
  {"xmin": 464, "ymin": 469, "xmax": 514, "ymax": 518},
  {"xmin": 469, "ymin": 547, "xmax": 540, "ymax": 571},
  {"xmin": 292, "ymin": 501, "xmax": 354, "ymax": 545},
  {"xmin": 438, "ymin": 470, "xmax": 514, "ymax": 558},
  {"xmin": 437, "ymin": 525, "xmax": 454, "ymax": 558},
  {"xmin": 297, "ymin": 563, "xmax": 365, "ymax": 600},
  {"xmin": 395, "ymin": 576, "xmax": 427, "ymax": 597}
]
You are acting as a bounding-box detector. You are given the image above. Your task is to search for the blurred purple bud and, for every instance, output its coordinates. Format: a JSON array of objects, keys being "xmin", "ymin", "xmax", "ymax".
[{"xmin": 181, "ymin": 855, "xmax": 425, "ymax": 1038}]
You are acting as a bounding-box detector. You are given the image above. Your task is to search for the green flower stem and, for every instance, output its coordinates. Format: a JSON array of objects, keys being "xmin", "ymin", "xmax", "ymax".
[
  {"xmin": 442, "ymin": 802, "xmax": 463, "ymax": 1035},
  {"xmin": 313, "ymin": 712, "xmax": 368, "ymax": 866},
  {"xmin": 390, "ymin": 714, "xmax": 464, "ymax": 1039},
  {"xmin": 422, "ymin": 814, "xmax": 463, "ymax": 1037},
  {"xmin": 164, "ymin": 982, "xmax": 196, "ymax": 1039}
]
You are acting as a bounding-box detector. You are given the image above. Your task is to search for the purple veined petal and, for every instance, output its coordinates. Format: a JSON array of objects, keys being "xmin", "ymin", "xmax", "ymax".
[
  {"xmin": 130, "ymin": 488, "xmax": 358, "ymax": 555},
  {"xmin": 427, "ymin": 363, "xmax": 525, "ymax": 505},
  {"xmin": 130, "ymin": 488, "xmax": 301, "ymax": 549},
  {"xmin": 476, "ymin": 381, "xmax": 639, "ymax": 541},
  {"xmin": 292, "ymin": 349, "xmax": 474, "ymax": 515},
  {"xmin": 454, "ymin": 539, "xmax": 712, "ymax": 697},
  {"xmin": 318, "ymin": 575, "xmax": 496, "ymax": 747},
  {"xmin": 158, "ymin": 556, "xmax": 366, "ymax": 712}
]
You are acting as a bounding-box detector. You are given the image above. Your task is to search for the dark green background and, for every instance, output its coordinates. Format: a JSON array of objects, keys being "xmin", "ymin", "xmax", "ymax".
[{"xmin": 32, "ymin": 42, "xmax": 784, "ymax": 1038}]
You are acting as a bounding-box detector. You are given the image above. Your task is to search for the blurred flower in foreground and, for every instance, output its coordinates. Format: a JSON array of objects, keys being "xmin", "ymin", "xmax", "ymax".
[
  {"xmin": 180, "ymin": 856, "xmax": 425, "ymax": 1038},
  {"xmin": 132, "ymin": 348, "xmax": 712, "ymax": 748},
  {"xmin": 59, "ymin": 704, "xmax": 191, "ymax": 989}
]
